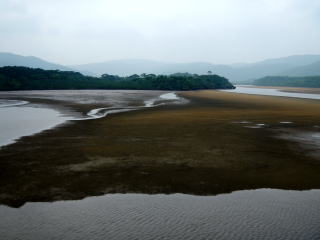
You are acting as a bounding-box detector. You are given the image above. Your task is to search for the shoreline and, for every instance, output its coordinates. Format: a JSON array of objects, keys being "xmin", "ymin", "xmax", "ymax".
[{"xmin": 0, "ymin": 91, "xmax": 184, "ymax": 148}]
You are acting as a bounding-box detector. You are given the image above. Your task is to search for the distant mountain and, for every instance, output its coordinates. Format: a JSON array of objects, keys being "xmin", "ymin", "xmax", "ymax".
[
  {"xmin": 222, "ymin": 55, "xmax": 320, "ymax": 82},
  {"xmin": 252, "ymin": 55, "xmax": 320, "ymax": 67},
  {"xmin": 71, "ymin": 55, "xmax": 320, "ymax": 83},
  {"xmin": 71, "ymin": 59, "xmax": 229, "ymax": 77},
  {"xmin": 71, "ymin": 59, "xmax": 169, "ymax": 77},
  {"xmin": 2, "ymin": 52, "xmax": 320, "ymax": 83},
  {"xmin": 0, "ymin": 52, "xmax": 74, "ymax": 72},
  {"xmin": 281, "ymin": 60, "xmax": 320, "ymax": 76}
]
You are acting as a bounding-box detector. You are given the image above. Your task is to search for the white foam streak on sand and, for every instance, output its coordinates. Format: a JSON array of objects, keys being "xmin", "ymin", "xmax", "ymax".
[
  {"xmin": 0, "ymin": 92, "xmax": 182, "ymax": 147},
  {"xmin": 87, "ymin": 107, "xmax": 133, "ymax": 119},
  {"xmin": 0, "ymin": 100, "xmax": 29, "ymax": 108},
  {"xmin": 159, "ymin": 92, "xmax": 180, "ymax": 100},
  {"xmin": 81, "ymin": 92, "xmax": 180, "ymax": 120},
  {"xmin": 144, "ymin": 100, "xmax": 156, "ymax": 108},
  {"xmin": 74, "ymin": 107, "xmax": 137, "ymax": 120},
  {"xmin": 232, "ymin": 121, "xmax": 252, "ymax": 124},
  {"xmin": 144, "ymin": 92, "xmax": 180, "ymax": 108},
  {"xmin": 244, "ymin": 125, "xmax": 263, "ymax": 129}
]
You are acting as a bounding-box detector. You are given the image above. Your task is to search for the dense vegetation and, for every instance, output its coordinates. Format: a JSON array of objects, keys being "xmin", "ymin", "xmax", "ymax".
[
  {"xmin": 0, "ymin": 66, "xmax": 234, "ymax": 91},
  {"xmin": 253, "ymin": 76, "xmax": 320, "ymax": 88}
]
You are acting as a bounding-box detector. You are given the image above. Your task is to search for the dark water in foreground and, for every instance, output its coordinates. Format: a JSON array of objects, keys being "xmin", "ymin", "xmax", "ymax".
[{"xmin": 1, "ymin": 189, "xmax": 319, "ymax": 240}]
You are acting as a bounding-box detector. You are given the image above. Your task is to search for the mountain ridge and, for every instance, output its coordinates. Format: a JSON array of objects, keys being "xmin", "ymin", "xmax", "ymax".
[
  {"xmin": 1, "ymin": 52, "xmax": 320, "ymax": 83},
  {"xmin": 0, "ymin": 52, "xmax": 74, "ymax": 72}
]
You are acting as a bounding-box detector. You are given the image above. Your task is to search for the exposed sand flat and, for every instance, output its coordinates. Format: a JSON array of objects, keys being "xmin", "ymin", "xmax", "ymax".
[{"xmin": 0, "ymin": 90, "xmax": 319, "ymax": 207}]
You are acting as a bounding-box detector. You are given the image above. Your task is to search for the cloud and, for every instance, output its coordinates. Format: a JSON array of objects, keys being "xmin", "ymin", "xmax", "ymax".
[{"xmin": 0, "ymin": 0, "xmax": 319, "ymax": 64}]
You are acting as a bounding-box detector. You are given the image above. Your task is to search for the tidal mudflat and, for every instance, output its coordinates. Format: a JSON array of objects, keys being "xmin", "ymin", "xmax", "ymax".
[
  {"xmin": 0, "ymin": 89, "xmax": 320, "ymax": 239},
  {"xmin": 0, "ymin": 89, "xmax": 319, "ymax": 207},
  {"xmin": 0, "ymin": 90, "xmax": 183, "ymax": 147}
]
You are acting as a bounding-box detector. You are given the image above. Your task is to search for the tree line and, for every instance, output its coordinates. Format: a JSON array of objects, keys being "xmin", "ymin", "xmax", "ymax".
[{"xmin": 0, "ymin": 66, "xmax": 235, "ymax": 91}]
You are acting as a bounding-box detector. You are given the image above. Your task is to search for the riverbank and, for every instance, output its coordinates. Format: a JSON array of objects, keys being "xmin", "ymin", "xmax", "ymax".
[{"xmin": 0, "ymin": 90, "xmax": 319, "ymax": 207}]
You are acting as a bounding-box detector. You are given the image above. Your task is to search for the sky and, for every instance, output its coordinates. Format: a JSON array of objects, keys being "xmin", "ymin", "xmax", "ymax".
[{"xmin": 1, "ymin": 0, "xmax": 320, "ymax": 65}]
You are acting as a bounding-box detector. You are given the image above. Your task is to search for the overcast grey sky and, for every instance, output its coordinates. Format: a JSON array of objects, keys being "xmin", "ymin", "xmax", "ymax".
[{"xmin": 1, "ymin": 0, "xmax": 320, "ymax": 65}]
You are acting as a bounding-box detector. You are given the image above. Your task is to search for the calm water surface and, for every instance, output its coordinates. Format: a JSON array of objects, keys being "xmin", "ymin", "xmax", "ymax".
[
  {"xmin": 0, "ymin": 102, "xmax": 70, "ymax": 147},
  {"xmin": 223, "ymin": 86, "xmax": 320, "ymax": 100},
  {"xmin": 0, "ymin": 189, "xmax": 319, "ymax": 240}
]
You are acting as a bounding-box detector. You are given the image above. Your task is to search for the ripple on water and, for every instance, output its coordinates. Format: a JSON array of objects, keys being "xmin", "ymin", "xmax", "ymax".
[{"xmin": 0, "ymin": 189, "xmax": 319, "ymax": 240}]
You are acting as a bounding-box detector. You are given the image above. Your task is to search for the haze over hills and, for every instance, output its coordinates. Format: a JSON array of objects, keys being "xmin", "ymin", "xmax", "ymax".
[
  {"xmin": 253, "ymin": 76, "xmax": 320, "ymax": 88},
  {"xmin": 252, "ymin": 55, "xmax": 320, "ymax": 67},
  {"xmin": 0, "ymin": 52, "xmax": 74, "ymax": 72},
  {"xmin": 281, "ymin": 60, "xmax": 320, "ymax": 76},
  {"xmin": 1, "ymin": 52, "xmax": 320, "ymax": 83},
  {"xmin": 71, "ymin": 59, "xmax": 231, "ymax": 78},
  {"xmin": 71, "ymin": 55, "xmax": 320, "ymax": 82}
]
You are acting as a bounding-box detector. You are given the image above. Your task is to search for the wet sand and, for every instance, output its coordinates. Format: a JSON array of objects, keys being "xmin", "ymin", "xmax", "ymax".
[{"xmin": 0, "ymin": 90, "xmax": 320, "ymax": 207}]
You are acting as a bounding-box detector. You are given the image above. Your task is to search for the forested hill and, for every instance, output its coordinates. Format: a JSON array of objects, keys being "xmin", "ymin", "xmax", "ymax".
[
  {"xmin": 0, "ymin": 66, "xmax": 235, "ymax": 91},
  {"xmin": 253, "ymin": 76, "xmax": 320, "ymax": 88}
]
